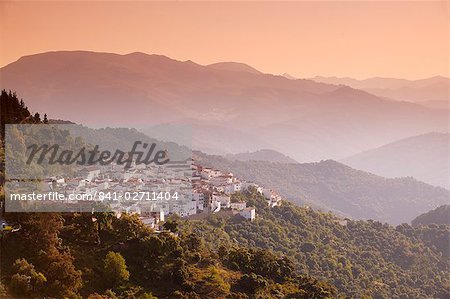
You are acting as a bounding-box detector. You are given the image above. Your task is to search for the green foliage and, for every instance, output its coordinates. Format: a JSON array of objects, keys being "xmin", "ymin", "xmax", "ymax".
[
  {"xmin": 232, "ymin": 273, "xmax": 268, "ymax": 295},
  {"xmin": 1, "ymin": 213, "xmax": 83, "ymax": 297},
  {"xmin": 9, "ymin": 258, "xmax": 47, "ymax": 297},
  {"xmin": 104, "ymin": 251, "xmax": 130, "ymax": 288},
  {"xmin": 183, "ymin": 188, "xmax": 450, "ymax": 298},
  {"xmin": 163, "ymin": 218, "xmax": 179, "ymax": 233}
]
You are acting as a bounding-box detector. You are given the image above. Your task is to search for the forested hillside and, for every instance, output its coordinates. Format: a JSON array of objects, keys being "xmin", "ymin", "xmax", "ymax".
[
  {"xmin": 195, "ymin": 152, "xmax": 450, "ymax": 224},
  {"xmin": 412, "ymin": 205, "xmax": 450, "ymax": 227},
  {"xmin": 182, "ymin": 189, "xmax": 450, "ymax": 298}
]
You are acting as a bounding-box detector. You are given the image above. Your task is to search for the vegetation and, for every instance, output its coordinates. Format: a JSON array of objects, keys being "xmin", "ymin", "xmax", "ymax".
[
  {"xmin": 182, "ymin": 188, "xmax": 450, "ymax": 298},
  {"xmin": 0, "ymin": 91, "xmax": 336, "ymax": 298}
]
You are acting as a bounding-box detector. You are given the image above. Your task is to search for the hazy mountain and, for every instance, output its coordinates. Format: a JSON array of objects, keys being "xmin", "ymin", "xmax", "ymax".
[
  {"xmin": 312, "ymin": 75, "xmax": 450, "ymax": 108},
  {"xmin": 416, "ymin": 100, "xmax": 449, "ymax": 110},
  {"xmin": 341, "ymin": 132, "xmax": 450, "ymax": 189},
  {"xmin": 195, "ymin": 152, "xmax": 450, "ymax": 225},
  {"xmin": 1, "ymin": 51, "xmax": 448, "ymax": 161},
  {"xmin": 207, "ymin": 62, "xmax": 262, "ymax": 74},
  {"xmin": 412, "ymin": 205, "xmax": 450, "ymax": 226},
  {"xmin": 282, "ymin": 73, "xmax": 297, "ymax": 80},
  {"xmin": 225, "ymin": 149, "xmax": 298, "ymax": 163}
]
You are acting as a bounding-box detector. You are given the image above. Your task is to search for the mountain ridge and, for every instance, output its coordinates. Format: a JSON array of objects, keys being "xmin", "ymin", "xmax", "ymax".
[
  {"xmin": 1, "ymin": 51, "xmax": 448, "ymax": 162},
  {"xmin": 341, "ymin": 132, "xmax": 450, "ymax": 189},
  {"xmin": 195, "ymin": 151, "xmax": 450, "ymax": 224}
]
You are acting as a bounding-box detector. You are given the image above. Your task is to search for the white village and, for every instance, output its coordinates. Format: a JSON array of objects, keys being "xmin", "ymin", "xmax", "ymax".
[{"xmin": 43, "ymin": 158, "xmax": 283, "ymax": 230}]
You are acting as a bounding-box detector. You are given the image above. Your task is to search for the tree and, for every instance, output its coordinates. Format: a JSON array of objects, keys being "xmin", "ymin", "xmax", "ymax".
[
  {"xmin": 9, "ymin": 258, "xmax": 47, "ymax": 297},
  {"xmin": 34, "ymin": 112, "xmax": 41, "ymax": 122},
  {"xmin": 163, "ymin": 219, "xmax": 179, "ymax": 233},
  {"xmin": 43, "ymin": 113, "xmax": 49, "ymax": 124},
  {"xmin": 113, "ymin": 213, "xmax": 151, "ymax": 242},
  {"xmin": 104, "ymin": 251, "xmax": 130, "ymax": 287},
  {"xmin": 233, "ymin": 273, "xmax": 268, "ymax": 295}
]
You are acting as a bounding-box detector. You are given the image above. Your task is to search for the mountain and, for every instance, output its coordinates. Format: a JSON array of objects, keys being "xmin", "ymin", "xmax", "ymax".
[
  {"xmin": 225, "ymin": 149, "xmax": 298, "ymax": 163},
  {"xmin": 412, "ymin": 205, "xmax": 450, "ymax": 226},
  {"xmin": 311, "ymin": 75, "xmax": 450, "ymax": 108},
  {"xmin": 195, "ymin": 152, "xmax": 450, "ymax": 225},
  {"xmin": 282, "ymin": 73, "xmax": 297, "ymax": 80},
  {"xmin": 416, "ymin": 100, "xmax": 449, "ymax": 110},
  {"xmin": 1, "ymin": 51, "xmax": 448, "ymax": 162},
  {"xmin": 207, "ymin": 62, "xmax": 262, "ymax": 74},
  {"xmin": 341, "ymin": 132, "xmax": 450, "ymax": 189}
]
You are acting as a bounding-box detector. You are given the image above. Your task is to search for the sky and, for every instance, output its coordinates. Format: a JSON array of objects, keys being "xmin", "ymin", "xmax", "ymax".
[{"xmin": 0, "ymin": 1, "xmax": 448, "ymax": 79}]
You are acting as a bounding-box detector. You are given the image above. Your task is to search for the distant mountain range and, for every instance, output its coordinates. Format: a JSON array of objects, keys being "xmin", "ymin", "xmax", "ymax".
[
  {"xmin": 225, "ymin": 149, "xmax": 298, "ymax": 163},
  {"xmin": 311, "ymin": 75, "xmax": 450, "ymax": 109},
  {"xmin": 1, "ymin": 51, "xmax": 448, "ymax": 162},
  {"xmin": 341, "ymin": 132, "xmax": 450, "ymax": 189},
  {"xmin": 195, "ymin": 152, "xmax": 450, "ymax": 225}
]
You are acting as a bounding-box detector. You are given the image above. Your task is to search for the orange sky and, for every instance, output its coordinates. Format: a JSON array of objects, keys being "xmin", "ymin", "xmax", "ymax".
[{"xmin": 0, "ymin": 1, "xmax": 448, "ymax": 79}]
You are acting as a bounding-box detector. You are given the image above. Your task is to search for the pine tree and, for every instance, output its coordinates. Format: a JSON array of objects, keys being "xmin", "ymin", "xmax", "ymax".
[{"xmin": 33, "ymin": 112, "xmax": 41, "ymax": 123}]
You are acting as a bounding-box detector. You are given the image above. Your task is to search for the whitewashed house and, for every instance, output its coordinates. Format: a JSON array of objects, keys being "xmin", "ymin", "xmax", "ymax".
[
  {"xmin": 240, "ymin": 207, "xmax": 256, "ymax": 221},
  {"xmin": 212, "ymin": 193, "xmax": 231, "ymax": 209},
  {"xmin": 230, "ymin": 201, "xmax": 246, "ymax": 211}
]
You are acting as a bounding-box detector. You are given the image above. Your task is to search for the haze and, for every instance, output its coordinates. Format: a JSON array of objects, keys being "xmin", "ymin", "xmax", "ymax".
[{"xmin": 0, "ymin": 1, "xmax": 448, "ymax": 79}]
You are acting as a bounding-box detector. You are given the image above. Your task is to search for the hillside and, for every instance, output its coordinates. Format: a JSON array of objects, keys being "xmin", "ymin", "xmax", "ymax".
[
  {"xmin": 412, "ymin": 205, "xmax": 450, "ymax": 226},
  {"xmin": 1, "ymin": 91, "xmax": 449, "ymax": 299},
  {"xmin": 60, "ymin": 124, "xmax": 191, "ymax": 161},
  {"xmin": 341, "ymin": 132, "xmax": 450, "ymax": 189},
  {"xmin": 1, "ymin": 211, "xmax": 339, "ymax": 299},
  {"xmin": 183, "ymin": 189, "xmax": 450, "ymax": 298},
  {"xmin": 1, "ymin": 51, "xmax": 448, "ymax": 161},
  {"xmin": 225, "ymin": 149, "xmax": 298, "ymax": 163},
  {"xmin": 0, "ymin": 92, "xmax": 335, "ymax": 299},
  {"xmin": 195, "ymin": 152, "xmax": 450, "ymax": 224}
]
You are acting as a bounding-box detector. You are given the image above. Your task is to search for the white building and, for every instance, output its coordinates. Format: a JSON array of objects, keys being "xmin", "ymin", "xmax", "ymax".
[
  {"xmin": 212, "ymin": 193, "xmax": 231, "ymax": 209},
  {"xmin": 224, "ymin": 182, "xmax": 242, "ymax": 194},
  {"xmin": 240, "ymin": 207, "xmax": 256, "ymax": 221},
  {"xmin": 241, "ymin": 182, "xmax": 263, "ymax": 194},
  {"xmin": 172, "ymin": 200, "xmax": 197, "ymax": 217},
  {"xmin": 230, "ymin": 201, "xmax": 246, "ymax": 211}
]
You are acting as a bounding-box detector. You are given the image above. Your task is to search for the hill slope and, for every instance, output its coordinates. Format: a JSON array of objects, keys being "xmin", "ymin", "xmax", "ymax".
[
  {"xmin": 412, "ymin": 205, "xmax": 450, "ymax": 226},
  {"xmin": 225, "ymin": 149, "xmax": 298, "ymax": 163},
  {"xmin": 341, "ymin": 132, "xmax": 450, "ymax": 189},
  {"xmin": 195, "ymin": 152, "xmax": 450, "ymax": 224},
  {"xmin": 311, "ymin": 75, "xmax": 450, "ymax": 108},
  {"xmin": 184, "ymin": 190, "xmax": 450, "ymax": 298},
  {"xmin": 1, "ymin": 51, "xmax": 448, "ymax": 161}
]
